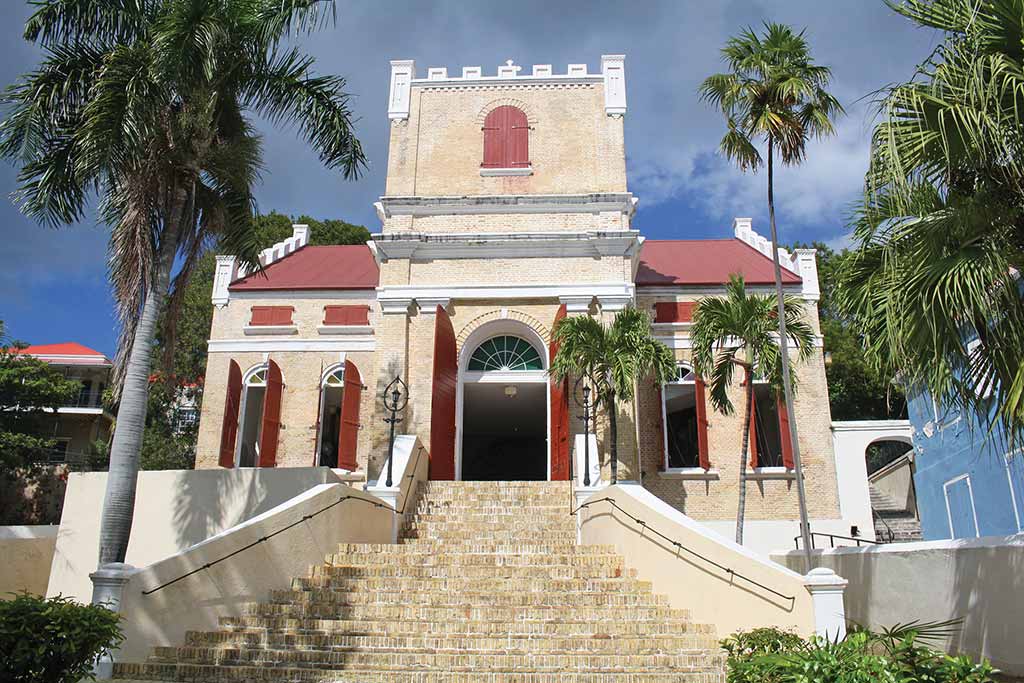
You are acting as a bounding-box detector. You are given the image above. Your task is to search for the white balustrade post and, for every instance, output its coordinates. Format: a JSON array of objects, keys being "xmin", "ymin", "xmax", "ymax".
[
  {"xmin": 803, "ymin": 567, "xmax": 849, "ymax": 641},
  {"xmin": 89, "ymin": 562, "xmax": 137, "ymax": 679}
]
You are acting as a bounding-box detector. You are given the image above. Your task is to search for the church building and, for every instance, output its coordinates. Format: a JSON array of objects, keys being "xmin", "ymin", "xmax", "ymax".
[{"xmin": 195, "ymin": 55, "xmax": 842, "ymax": 548}]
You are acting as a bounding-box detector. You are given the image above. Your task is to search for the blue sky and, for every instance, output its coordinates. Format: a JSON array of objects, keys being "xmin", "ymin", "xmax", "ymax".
[{"xmin": 0, "ymin": 1, "xmax": 936, "ymax": 357}]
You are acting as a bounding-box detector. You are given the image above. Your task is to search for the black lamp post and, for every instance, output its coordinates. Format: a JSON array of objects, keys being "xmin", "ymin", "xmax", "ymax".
[
  {"xmin": 382, "ymin": 375, "xmax": 409, "ymax": 487},
  {"xmin": 573, "ymin": 376, "xmax": 597, "ymax": 487}
]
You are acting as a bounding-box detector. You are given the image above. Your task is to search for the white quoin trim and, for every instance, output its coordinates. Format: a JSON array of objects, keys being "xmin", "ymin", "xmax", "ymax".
[
  {"xmin": 804, "ymin": 567, "xmax": 849, "ymax": 641},
  {"xmin": 388, "ymin": 59, "xmax": 414, "ymax": 121},
  {"xmin": 601, "ymin": 54, "xmax": 626, "ymax": 116}
]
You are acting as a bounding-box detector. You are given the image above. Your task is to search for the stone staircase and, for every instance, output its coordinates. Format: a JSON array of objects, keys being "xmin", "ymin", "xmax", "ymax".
[
  {"xmin": 113, "ymin": 481, "xmax": 726, "ymax": 682},
  {"xmin": 870, "ymin": 486, "xmax": 923, "ymax": 543}
]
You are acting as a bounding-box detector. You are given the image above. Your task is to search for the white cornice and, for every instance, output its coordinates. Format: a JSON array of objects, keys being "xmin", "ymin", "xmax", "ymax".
[
  {"xmin": 208, "ymin": 338, "xmax": 375, "ymax": 353},
  {"xmin": 655, "ymin": 335, "xmax": 825, "ymax": 350},
  {"xmin": 371, "ymin": 230, "xmax": 641, "ymax": 261},
  {"xmin": 376, "ymin": 193, "xmax": 637, "ymax": 218},
  {"xmin": 229, "ymin": 289, "xmax": 375, "ymax": 301},
  {"xmin": 377, "ymin": 282, "xmax": 634, "ymax": 308}
]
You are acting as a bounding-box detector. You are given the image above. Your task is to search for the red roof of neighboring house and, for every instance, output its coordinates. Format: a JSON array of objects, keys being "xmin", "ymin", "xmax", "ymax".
[
  {"xmin": 229, "ymin": 245, "xmax": 379, "ymax": 291},
  {"xmin": 12, "ymin": 342, "xmax": 112, "ymax": 366},
  {"xmin": 637, "ymin": 239, "xmax": 801, "ymax": 287}
]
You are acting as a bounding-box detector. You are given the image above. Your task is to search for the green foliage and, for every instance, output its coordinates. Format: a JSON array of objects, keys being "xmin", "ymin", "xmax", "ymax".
[
  {"xmin": 722, "ymin": 628, "xmax": 806, "ymax": 683},
  {"xmin": 721, "ymin": 624, "xmax": 996, "ymax": 683},
  {"xmin": 0, "ymin": 341, "xmax": 81, "ymax": 468},
  {"xmin": 0, "ymin": 593, "xmax": 124, "ymax": 683},
  {"xmin": 699, "ymin": 22, "xmax": 843, "ymax": 173},
  {"xmin": 837, "ymin": 0, "xmax": 1024, "ymax": 438},
  {"xmin": 691, "ymin": 275, "xmax": 815, "ymax": 415},
  {"xmin": 794, "ymin": 243, "xmax": 906, "ymax": 421}
]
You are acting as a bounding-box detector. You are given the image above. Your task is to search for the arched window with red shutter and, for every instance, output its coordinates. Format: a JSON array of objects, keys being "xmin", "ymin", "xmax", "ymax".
[{"xmin": 482, "ymin": 105, "xmax": 530, "ymax": 169}]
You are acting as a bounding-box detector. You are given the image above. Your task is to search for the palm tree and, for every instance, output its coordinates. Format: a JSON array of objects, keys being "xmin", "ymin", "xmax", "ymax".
[
  {"xmin": 699, "ymin": 22, "xmax": 842, "ymax": 555},
  {"xmin": 0, "ymin": 0, "xmax": 366, "ymax": 572},
  {"xmin": 837, "ymin": 0, "xmax": 1024, "ymax": 441},
  {"xmin": 691, "ymin": 275, "xmax": 814, "ymax": 545},
  {"xmin": 550, "ymin": 307, "xmax": 676, "ymax": 484}
]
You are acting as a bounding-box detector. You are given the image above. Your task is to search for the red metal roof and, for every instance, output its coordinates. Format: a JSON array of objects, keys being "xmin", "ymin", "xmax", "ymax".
[
  {"xmin": 11, "ymin": 342, "xmax": 112, "ymax": 366},
  {"xmin": 230, "ymin": 245, "xmax": 379, "ymax": 291},
  {"xmin": 637, "ymin": 239, "xmax": 801, "ymax": 287}
]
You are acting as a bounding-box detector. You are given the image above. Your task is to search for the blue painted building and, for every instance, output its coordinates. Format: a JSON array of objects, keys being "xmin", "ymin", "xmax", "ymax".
[{"xmin": 907, "ymin": 387, "xmax": 1024, "ymax": 540}]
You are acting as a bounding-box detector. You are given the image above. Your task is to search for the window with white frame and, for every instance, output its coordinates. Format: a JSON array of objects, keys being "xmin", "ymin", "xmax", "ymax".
[{"xmin": 663, "ymin": 365, "xmax": 702, "ymax": 469}]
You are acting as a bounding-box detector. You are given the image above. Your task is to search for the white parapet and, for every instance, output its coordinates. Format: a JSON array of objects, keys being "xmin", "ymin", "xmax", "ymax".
[
  {"xmin": 732, "ymin": 217, "xmax": 820, "ymax": 300},
  {"xmin": 601, "ymin": 54, "xmax": 626, "ymax": 115}
]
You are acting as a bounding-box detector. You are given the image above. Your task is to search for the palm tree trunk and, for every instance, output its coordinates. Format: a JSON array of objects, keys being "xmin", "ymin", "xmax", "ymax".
[
  {"xmin": 736, "ymin": 370, "xmax": 754, "ymax": 545},
  {"xmin": 607, "ymin": 391, "xmax": 618, "ymax": 485},
  {"xmin": 766, "ymin": 137, "xmax": 814, "ymax": 568},
  {"xmin": 96, "ymin": 231, "xmax": 179, "ymax": 567}
]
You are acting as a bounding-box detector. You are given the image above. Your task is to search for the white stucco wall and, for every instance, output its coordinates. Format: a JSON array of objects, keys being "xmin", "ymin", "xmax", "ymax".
[
  {"xmin": 48, "ymin": 467, "xmax": 352, "ymax": 603},
  {"xmin": 772, "ymin": 534, "xmax": 1024, "ymax": 675},
  {"xmin": 0, "ymin": 525, "xmax": 58, "ymax": 597}
]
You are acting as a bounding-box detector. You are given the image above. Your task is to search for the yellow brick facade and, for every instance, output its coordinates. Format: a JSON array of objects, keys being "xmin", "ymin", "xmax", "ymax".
[{"xmin": 195, "ymin": 57, "xmax": 842, "ymax": 533}]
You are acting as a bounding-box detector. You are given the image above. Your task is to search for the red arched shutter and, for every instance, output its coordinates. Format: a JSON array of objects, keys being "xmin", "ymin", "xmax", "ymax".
[
  {"xmin": 337, "ymin": 360, "xmax": 362, "ymax": 471},
  {"xmin": 508, "ymin": 107, "xmax": 529, "ymax": 168},
  {"xmin": 549, "ymin": 304, "xmax": 569, "ymax": 481},
  {"xmin": 778, "ymin": 395, "xmax": 794, "ymax": 469},
  {"xmin": 695, "ymin": 377, "xmax": 711, "ymax": 470},
  {"xmin": 748, "ymin": 395, "xmax": 759, "ymax": 469},
  {"xmin": 656, "ymin": 384, "xmax": 667, "ymax": 471},
  {"xmin": 219, "ymin": 360, "xmax": 243, "ymax": 468},
  {"xmin": 258, "ymin": 359, "xmax": 282, "ymax": 467},
  {"xmin": 430, "ymin": 305, "xmax": 457, "ymax": 480},
  {"xmin": 482, "ymin": 106, "xmax": 529, "ymax": 169}
]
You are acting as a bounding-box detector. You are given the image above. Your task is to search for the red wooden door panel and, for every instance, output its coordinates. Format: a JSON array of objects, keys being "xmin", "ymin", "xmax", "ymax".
[
  {"xmin": 549, "ymin": 304, "xmax": 569, "ymax": 481},
  {"xmin": 748, "ymin": 392, "xmax": 759, "ymax": 469},
  {"xmin": 655, "ymin": 384, "xmax": 666, "ymax": 471},
  {"xmin": 219, "ymin": 360, "xmax": 243, "ymax": 467},
  {"xmin": 337, "ymin": 360, "xmax": 362, "ymax": 471},
  {"xmin": 778, "ymin": 395, "xmax": 794, "ymax": 469},
  {"xmin": 258, "ymin": 359, "xmax": 283, "ymax": 467},
  {"xmin": 695, "ymin": 378, "xmax": 711, "ymax": 469},
  {"xmin": 482, "ymin": 107, "xmax": 506, "ymax": 168},
  {"xmin": 508, "ymin": 107, "xmax": 530, "ymax": 168},
  {"xmin": 430, "ymin": 305, "xmax": 457, "ymax": 480}
]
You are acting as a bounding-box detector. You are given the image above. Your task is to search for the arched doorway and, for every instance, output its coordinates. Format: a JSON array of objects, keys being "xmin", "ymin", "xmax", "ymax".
[{"xmin": 456, "ymin": 323, "xmax": 550, "ymax": 481}]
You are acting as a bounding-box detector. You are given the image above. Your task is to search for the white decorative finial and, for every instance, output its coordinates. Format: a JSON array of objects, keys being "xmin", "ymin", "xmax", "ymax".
[{"xmin": 506, "ymin": 59, "xmax": 514, "ymax": 67}]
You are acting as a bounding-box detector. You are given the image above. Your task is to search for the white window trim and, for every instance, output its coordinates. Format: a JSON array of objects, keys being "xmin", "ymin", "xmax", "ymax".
[
  {"xmin": 243, "ymin": 324, "xmax": 298, "ymax": 336},
  {"xmin": 746, "ymin": 466, "xmax": 796, "ymax": 480},
  {"xmin": 315, "ymin": 363, "xmax": 348, "ymax": 468},
  {"xmin": 661, "ymin": 363, "xmax": 707, "ymax": 472},
  {"xmin": 480, "ymin": 166, "xmax": 533, "ymax": 177},
  {"xmin": 943, "ymin": 473, "xmax": 980, "ymax": 539},
  {"xmin": 318, "ymin": 324, "xmax": 374, "ymax": 336},
  {"xmin": 1004, "ymin": 451, "xmax": 1023, "ymax": 532},
  {"xmin": 658, "ymin": 467, "xmax": 719, "ymax": 481}
]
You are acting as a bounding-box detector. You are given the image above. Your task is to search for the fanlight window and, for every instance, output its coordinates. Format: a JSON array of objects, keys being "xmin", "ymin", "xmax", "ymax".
[
  {"xmin": 673, "ymin": 365, "xmax": 698, "ymax": 383},
  {"xmin": 246, "ymin": 368, "xmax": 267, "ymax": 386},
  {"xmin": 324, "ymin": 368, "xmax": 345, "ymax": 387},
  {"xmin": 468, "ymin": 336, "xmax": 543, "ymax": 371}
]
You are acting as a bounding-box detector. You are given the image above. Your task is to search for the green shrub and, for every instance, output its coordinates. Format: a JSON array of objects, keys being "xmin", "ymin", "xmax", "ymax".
[
  {"xmin": 721, "ymin": 627, "xmax": 805, "ymax": 683},
  {"xmin": 721, "ymin": 623, "xmax": 996, "ymax": 683},
  {"xmin": 0, "ymin": 593, "xmax": 123, "ymax": 683}
]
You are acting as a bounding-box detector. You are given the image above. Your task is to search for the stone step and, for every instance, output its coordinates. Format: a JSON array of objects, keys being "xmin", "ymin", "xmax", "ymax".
[
  {"xmin": 310, "ymin": 563, "xmax": 636, "ymax": 580},
  {"xmin": 324, "ymin": 552, "xmax": 624, "ymax": 568},
  {"xmin": 268, "ymin": 587, "xmax": 668, "ymax": 608},
  {"xmin": 146, "ymin": 646, "xmax": 723, "ymax": 671},
  {"xmin": 401, "ymin": 521, "xmax": 577, "ymax": 537},
  {"xmin": 334, "ymin": 542, "xmax": 611, "ymax": 556},
  {"xmin": 113, "ymin": 665, "xmax": 723, "ymax": 682},
  {"xmin": 291, "ymin": 575, "xmax": 653, "ymax": 594},
  {"xmin": 243, "ymin": 601, "xmax": 688, "ymax": 623},
  {"xmin": 218, "ymin": 615, "xmax": 708, "ymax": 638},
  {"xmin": 406, "ymin": 514, "xmax": 574, "ymax": 528},
  {"xmin": 184, "ymin": 629, "xmax": 719, "ymax": 653}
]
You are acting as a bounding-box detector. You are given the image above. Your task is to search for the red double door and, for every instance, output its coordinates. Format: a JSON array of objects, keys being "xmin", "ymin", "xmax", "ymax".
[{"xmin": 428, "ymin": 305, "xmax": 570, "ymax": 481}]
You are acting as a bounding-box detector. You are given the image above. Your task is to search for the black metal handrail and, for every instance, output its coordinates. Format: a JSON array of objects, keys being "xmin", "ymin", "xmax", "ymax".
[
  {"xmin": 872, "ymin": 508, "xmax": 896, "ymax": 543},
  {"xmin": 571, "ymin": 495, "xmax": 795, "ymax": 603},
  {"xmin": 142, "ymin": 447, "xmax": 427, "ymax": 597},
  {"xmin": 793, "ymin": 531, "xmax": 879, "ymax": 550}
]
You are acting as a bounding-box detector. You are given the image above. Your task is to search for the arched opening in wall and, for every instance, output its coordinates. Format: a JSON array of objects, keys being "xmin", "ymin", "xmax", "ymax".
[
  {"xmin": 459, "ymin": 332, "xmax": 548, "ymax": 481},
  {"xmin": 663, "ymin": 365, "xmax": 701, "ymax": 468},
  {"xmin": 866, "ymin": 439, "xmax": 913, "ymax": 475},
  {"xmin": 752, "ymin": 380, "xmax": 784, "ymax": 467},
  {"xmin": 317, "ymin": 367, "xmax": 346, "ymax": 467},
  {"xmin": 238, "ymin": 366, "xmax": 268, "ymax": 467}
]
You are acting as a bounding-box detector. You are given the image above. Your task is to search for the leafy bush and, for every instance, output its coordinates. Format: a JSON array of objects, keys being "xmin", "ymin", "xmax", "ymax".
[
  {"xmin": 722, "ymin": 627, "xmax": 806, "ymax": 683},
  {"xmin": 0, "ymin": 593, "xmax": 123, "ymax": 683},
  {"xmin": 722, "ymin": 624, "xmax": 996, "ymax": 683}
]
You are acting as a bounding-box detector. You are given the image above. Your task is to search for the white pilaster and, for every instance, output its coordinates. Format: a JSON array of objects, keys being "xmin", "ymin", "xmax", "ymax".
[
  {"xmin": 597, "ymin": 295, "xmax": 632, "ymax": 313},
  {"xmin": 559, "ymin": 295, "xmax": 593, "ymax": 314},
  {"xmin": 90, "ymin": 563, "xmax": 137, "ymax": 679},
  {"xmin": 601, "ymin": 54, "xmax": 626, "ymax": 115},
  {"xmin": 804, "ymin": 567, "xmax": 849, "ymax": 641},
  {"xmin": 212, "ymin": 255, "xmax": 237, "ymax": 307},
  {"xmin": 795, "ymin": 248, "xmax": 821, "ymax": 301},
  {"xmin": 388, "ymin": 60, "xmax": 415, "ymax": 121}
]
